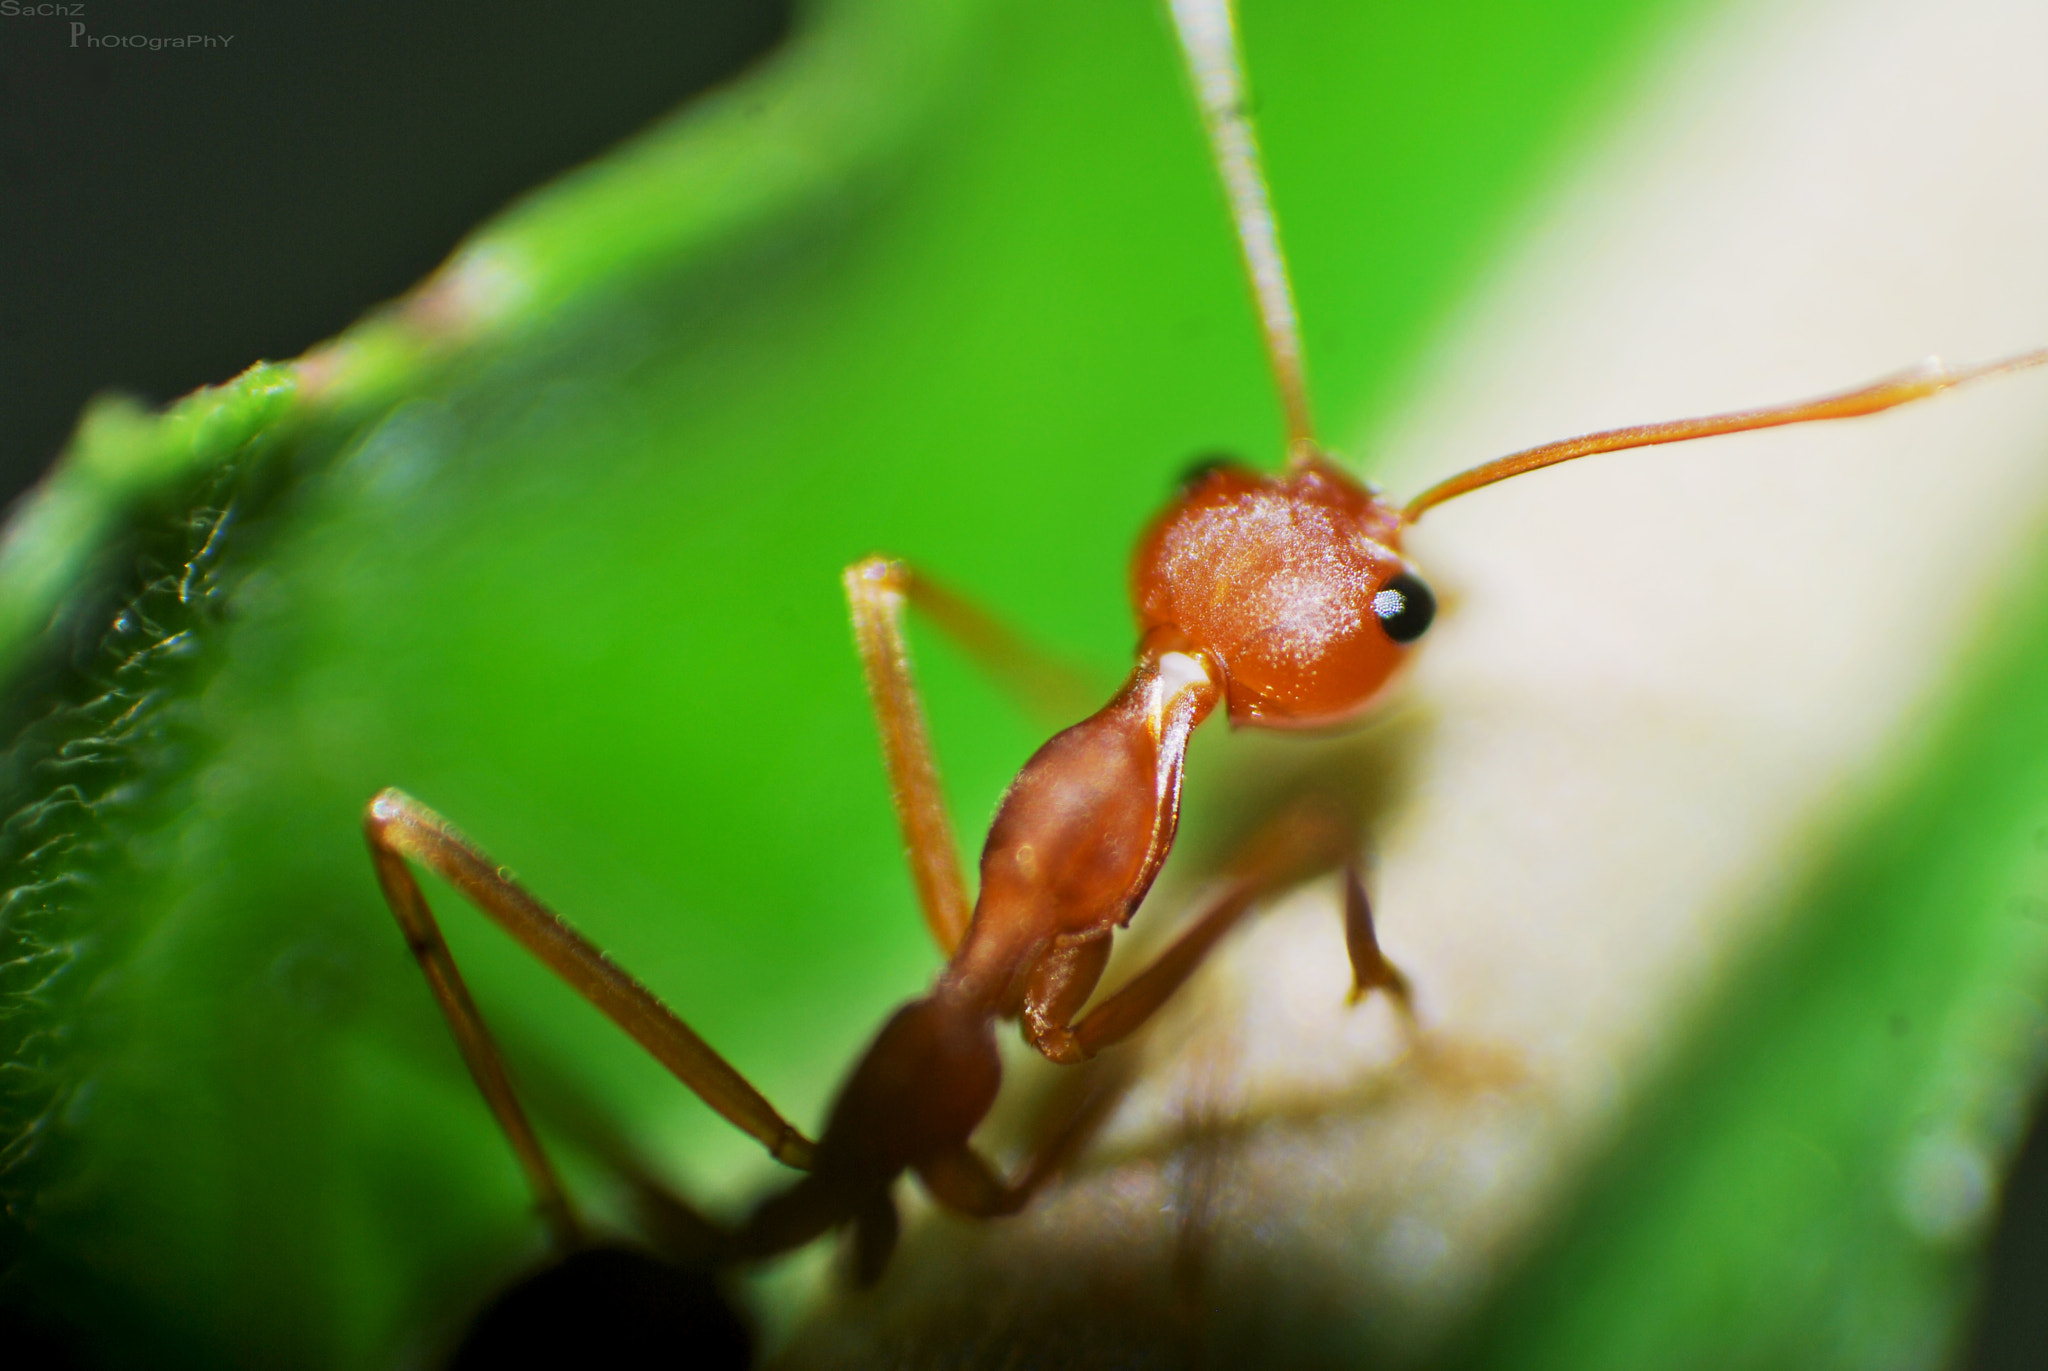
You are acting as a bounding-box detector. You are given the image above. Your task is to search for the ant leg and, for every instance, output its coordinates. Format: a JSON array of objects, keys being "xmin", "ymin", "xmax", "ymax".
[
  {"xmin": 723, "ymin": 1173, "xmax": 909, "ymax": 1286},
  {"xmin": 916, "ymin": 1050, "xmax": 1138, "ymax": 1219},
  {"xmin": 892, "ymin": 565, "xmax": 1100, "ymax": 726},
  {"xmin": 917, "ymin": 1146, "xmax": 1034, "ymax": 1220},
  {"xmin": 845, "ymin": 559, "xmax": 972, "ymax": 954},
  {"xmin": 1343, "ymin": 863, "xmax": 1414, "ymax": 1020},
  {"xmin": 1064, "ymin": 804, "xmax": 1409, "ymax": 1058},
  {"xmin": 723, "ymin": 1173, "xmax": 852, "ymax": 1263},
  {"xmin": 844, "ymin": 557, "xmax": 1102, "ymax": 955},
  {"xmin": 364, "ymin": 797, "xmax": 582, "ymax": 1251},
  {"xmin": 1066, "ymin": 871, "xmax": 1270, "ymax": 1058},
  {"xmin": 364, "ymin": 790, "xmax": 818, "ymax": 1215}
]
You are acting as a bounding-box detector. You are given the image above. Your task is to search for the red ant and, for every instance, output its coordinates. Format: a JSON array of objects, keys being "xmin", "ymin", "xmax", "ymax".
[{"xmin": 364, "ymin": 0, "xmax": 2047, "ymax": 1315}]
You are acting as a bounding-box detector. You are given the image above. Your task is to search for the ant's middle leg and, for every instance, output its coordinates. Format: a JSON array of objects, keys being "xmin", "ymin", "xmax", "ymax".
[
  {"xmin": 886, "ymin": 564, "xmax": 1101, "ymax": 726},
  {"xmin": 843, "ymin": 557, "xmax": 1100, "ymax": 955},
  {"xmin": 363, "ymin": 788, "xmax": 819, "ymax": 1246}
]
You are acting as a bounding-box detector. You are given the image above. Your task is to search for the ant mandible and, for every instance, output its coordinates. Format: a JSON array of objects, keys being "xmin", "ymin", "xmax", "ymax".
[{"xmin": 363, "ymin": 0, "xmax": 2047, "ymax": 1293}]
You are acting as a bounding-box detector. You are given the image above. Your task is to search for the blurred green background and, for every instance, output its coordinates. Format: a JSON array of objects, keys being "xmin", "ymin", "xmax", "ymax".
[{"xmin": 3, "ymin": 0, "xmax": 2048, "ymax": 1367}]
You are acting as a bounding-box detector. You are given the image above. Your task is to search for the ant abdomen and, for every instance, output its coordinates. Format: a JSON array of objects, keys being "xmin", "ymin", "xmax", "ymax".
[{"xmin": 1132, "ymin": 457, "xmax": 1429, "ymax": 728}]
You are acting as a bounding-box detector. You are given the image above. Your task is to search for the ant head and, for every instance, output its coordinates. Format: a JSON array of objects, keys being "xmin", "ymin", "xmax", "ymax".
[{"xmin": 1132, "ymin": 455, "xmax": 1432, "ymax": 729}]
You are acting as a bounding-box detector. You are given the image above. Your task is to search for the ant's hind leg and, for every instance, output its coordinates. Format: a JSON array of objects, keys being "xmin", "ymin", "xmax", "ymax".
[
  {"xmin": 363, "ymin": 788, "xmax": 818, "ymax": 1239},
  {"xmin": 364, "ymin": 795, "xmax": 582, "ymax": 1251}
]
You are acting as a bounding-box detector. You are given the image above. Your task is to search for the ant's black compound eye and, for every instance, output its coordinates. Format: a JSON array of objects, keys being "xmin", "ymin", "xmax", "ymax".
[
  {"xmin": 1176, "ymin": 451, "xmax": 1244, "ymax": 495},
  {"xmin": 1371, "ymin": 571, "xmax": 1435, "ymax": 644}
]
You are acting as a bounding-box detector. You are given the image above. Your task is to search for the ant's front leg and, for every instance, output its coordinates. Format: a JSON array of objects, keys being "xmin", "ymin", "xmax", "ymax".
[
  {"xmin": 843, "ymin": 560, "xmax": 973, "ymax": 955},
  {"xmin": 1051, "ymin": 801, "xmax": 1417, "ymax": 1062},
  {"xmin": 363, "ymin": 790, "xmax": 818, "ymax": 1246},
  {"xmin": 843, "ymin": 556, "xmax": 1101, "ymax": 956}
]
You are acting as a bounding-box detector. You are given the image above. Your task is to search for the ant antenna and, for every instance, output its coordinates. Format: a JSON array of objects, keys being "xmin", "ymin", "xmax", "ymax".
[
  {"xmin": 1167, "ymin": 0, "xmax": 1318, "ymax": 464},
  {"xmin": 1401, "ymin": 349, "xmax": 2048, "ymax": 524}
]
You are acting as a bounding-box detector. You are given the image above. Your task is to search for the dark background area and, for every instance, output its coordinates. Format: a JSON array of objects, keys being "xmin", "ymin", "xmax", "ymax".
[
  {"xmin": 0, "ymin": 0, "xmax": 2042, "ymax": 1366},
  {"xmin": 0, "ymin": 0, "xmax": 791, "ymax": 504},
  {"xmin": 1969, "ymin": 1096, "xmax": 2048, "ymax": 1368}
]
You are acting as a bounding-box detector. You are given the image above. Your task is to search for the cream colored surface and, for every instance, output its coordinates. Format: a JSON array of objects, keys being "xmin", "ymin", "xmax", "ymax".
[{"xmin": 787, "ymin": 0, "xmax": 2048, "ymax": 1362}]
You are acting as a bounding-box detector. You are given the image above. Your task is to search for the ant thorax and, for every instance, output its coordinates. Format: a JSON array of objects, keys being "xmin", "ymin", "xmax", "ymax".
[{"xmin": 1132, "ymin": 457, "xmax": 1434, "ymax": 729}]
